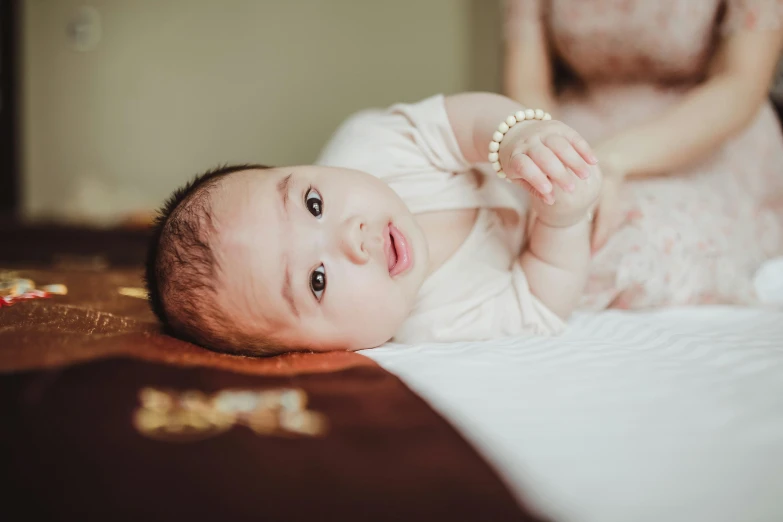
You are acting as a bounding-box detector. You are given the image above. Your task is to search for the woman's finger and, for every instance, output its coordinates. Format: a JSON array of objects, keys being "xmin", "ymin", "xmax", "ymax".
[
  {"xmin": 591, "ymin": 193, "xmax": 620, "ymax": 252},
  {"xmin": 544, "ymin": 135, "xmax": 591, "ymax": 180},
  {"xmin": 591, "ymin": 208, "xmax": 609, "ymax": 253},
  {"xmin": 527, "ymin": 144, "xmax": 574, "ymax": 192},
  {"xmin": 509, "ymin": 152, "xmax": 554, "ymax": 199}
]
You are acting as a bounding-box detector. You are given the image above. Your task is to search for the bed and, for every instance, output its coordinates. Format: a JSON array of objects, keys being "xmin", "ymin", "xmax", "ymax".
[
  {"xmin": 2, "ymin": 222, "xmax": 782, "ymax": 521},
  {"xmin": 0, "ymin": 218, "xmax": 542, "ymax": 522},
  {"xmin": 366, "ymin": 306, "xmax": 783, "ymax": 522}
]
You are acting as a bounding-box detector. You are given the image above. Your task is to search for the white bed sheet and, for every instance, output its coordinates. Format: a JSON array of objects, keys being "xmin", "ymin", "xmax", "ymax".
[{"xmin": 364, "ymin": 307, "xmax": 783, "ymax": 522}]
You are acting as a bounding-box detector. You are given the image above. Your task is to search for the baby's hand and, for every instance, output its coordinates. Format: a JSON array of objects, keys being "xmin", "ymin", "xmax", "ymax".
[
  {"xmin": 498, "ymin": 118, "xmax": 598, "ymax": 206},
  {"xmin": 531, "ymin": 162, "xmax": 602, "ymax": 228}
]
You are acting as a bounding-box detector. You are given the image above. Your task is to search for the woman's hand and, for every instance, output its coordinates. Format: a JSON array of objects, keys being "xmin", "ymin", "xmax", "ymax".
[
  {"xmin": 499, "ymin": 119, "xmax": 598, "ymax": 205},
  {"xmin": 590, "ymin": 156, "xmax": 626, "ymax": 252}
]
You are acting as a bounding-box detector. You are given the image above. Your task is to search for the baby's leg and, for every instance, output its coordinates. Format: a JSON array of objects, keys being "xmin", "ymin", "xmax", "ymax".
[{"xmin": 520, "ymin": 216, "xmax": 591, "ymax": 319}]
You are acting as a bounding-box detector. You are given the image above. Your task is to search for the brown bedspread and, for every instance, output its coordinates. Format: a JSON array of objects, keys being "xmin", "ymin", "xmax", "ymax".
[{"xmin": 0, "ymin": 248, "xmax": 545, "ymax": 521}]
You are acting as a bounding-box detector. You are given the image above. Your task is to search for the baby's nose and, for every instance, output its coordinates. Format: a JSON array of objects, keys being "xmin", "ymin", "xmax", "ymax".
[{"xmin": 340, "ymin": 216, "xmax": 370, "ymax": 264}]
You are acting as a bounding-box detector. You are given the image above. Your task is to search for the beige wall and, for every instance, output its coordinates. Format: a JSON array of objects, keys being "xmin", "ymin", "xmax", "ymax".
[{"xmin": 22, "ymin": 0, "xmax": 501, "ymax": 223}]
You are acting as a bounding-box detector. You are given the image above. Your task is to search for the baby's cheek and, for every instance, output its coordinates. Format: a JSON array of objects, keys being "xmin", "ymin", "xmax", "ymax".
[
  {"xmin": 339, "ymin": 283, "xmax": 408, "ymax": 345},
  {"xmin": 357, "ymin": 284, "xmax": 404, "ymax": 322}
]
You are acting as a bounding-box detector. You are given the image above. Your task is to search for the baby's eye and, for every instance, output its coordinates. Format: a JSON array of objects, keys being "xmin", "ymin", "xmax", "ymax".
[
  {"xmin": 305, "ymin": 188, "xmax": 323, "ymax": 218},
  {"xmin": 310, "ymin": 264, "xmax": 326, "ymax": 301}
]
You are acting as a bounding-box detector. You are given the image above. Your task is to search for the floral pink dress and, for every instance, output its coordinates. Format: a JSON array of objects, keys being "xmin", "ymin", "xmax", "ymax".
[{"xmin": 506, "ymin": 0, "xmax": 783, "ymax": 310}]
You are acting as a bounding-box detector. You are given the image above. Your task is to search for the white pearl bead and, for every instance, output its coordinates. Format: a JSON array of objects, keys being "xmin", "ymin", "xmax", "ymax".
[
  {"xmin": 492, "ymin": 161, "xmax": 501, "ymax": 172},
  {"xmin": 543, "ymin": 113, "xmax": 552, "ymax": 120},
  {"xmin": 492, "ymin": 131, "xmax": 504, "ymax": 142},
  {"xmin": 505, "ymin": 115, "xmax": 517, "ymax": 127},
  {"xmin": 488, "ymin": 151, "xmax": 499, "ymax": 162},
  {"xmin": 525, "ymin": 109, "xmax": 535, "ymax": 120},
  {"xmin": 534, "ymin": 109, "xmax": 544, "ymax": 120},
  {"xmin": 514, "ymin": 110, "xmax": 526, "ymax": 122},
  {"xmin": 489, "ymin": 141, "xmax": 500, "ymax": 152},
  {"xmin": 498, "ymin": 122, "xmax": 509, "ymax": 134},
  {"xmin": 497, "ymin": 170, "xmax": 506, "ymax": 179}
]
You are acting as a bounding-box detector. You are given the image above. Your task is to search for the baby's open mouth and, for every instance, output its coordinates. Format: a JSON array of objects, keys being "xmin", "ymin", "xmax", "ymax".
[
  {"xmin": 385, "ymin": 223, "xmax": 412, "ymax": 277},
  {"xmin": 387, "ymin": 227, "xmax": 399, "ymax": 273}
]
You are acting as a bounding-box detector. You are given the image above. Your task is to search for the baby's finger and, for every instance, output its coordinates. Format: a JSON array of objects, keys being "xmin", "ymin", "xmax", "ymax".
[
  {"xmin": 570, "ymin": 133, "xmax": 598, "ymax": 164},
  {"xmin": 518, "ymin": 178, "xmax": 554, "ymax": 206},
  {"xmin": 545, "ymin": 135, "xmax": 591, "ymax": 180},
  {"xmin": 527, "ymin": 145, "xmax": 574, "ymax": 192},
  {"xmin": 509, "ymin": 153, "xmax": 554, "ymax": 198}
]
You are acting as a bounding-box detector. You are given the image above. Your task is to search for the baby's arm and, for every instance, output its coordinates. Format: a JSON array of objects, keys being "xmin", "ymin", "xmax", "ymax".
[
  {"xmin": 521, "ymin": 161, "xmax": 602, "ymax": 319},
  {"xmin": 445, "ymin": 92, "xmax": 594, "ymax": 198},
  {"xmin": 445, "ymin": 92, "xmax": 600, "ymax": 320},
  {"xmin": 521, "ymin": 216, "xmax": 591, "ymax": 319}
]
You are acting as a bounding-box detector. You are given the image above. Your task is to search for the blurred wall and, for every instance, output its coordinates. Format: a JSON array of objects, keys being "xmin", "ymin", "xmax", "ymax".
[{"xmin": 21, "ymin": 0, "xmax": 502, "ymax": 223}]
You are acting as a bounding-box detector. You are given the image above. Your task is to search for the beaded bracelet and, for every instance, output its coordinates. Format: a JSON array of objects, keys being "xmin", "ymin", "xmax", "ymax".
[{"xmin": 488, "ymin": 108, "xmax": 551, "ymax": 181}]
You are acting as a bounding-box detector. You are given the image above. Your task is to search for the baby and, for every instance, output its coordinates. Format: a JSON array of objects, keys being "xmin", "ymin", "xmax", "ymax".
[{"xmin": 145, "ymin": 93, "xmax": 601, "ymax": 356}]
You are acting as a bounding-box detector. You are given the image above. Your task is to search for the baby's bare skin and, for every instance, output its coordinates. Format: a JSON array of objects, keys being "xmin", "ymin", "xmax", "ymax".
[{"xmin": 531, "ymin": 164, "xmax": 602, "ymax": 228}]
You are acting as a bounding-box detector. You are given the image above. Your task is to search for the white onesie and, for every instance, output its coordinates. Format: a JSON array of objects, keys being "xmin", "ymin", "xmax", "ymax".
[{"xmin": 316, "ymin": 94, "xmax": 565, "ymax": 343}]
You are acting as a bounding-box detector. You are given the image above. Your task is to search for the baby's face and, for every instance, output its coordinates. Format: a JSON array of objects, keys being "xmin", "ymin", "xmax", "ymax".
[{"xmin": 209, "ymin": 166, "xmax": 430, "ymax": 352}]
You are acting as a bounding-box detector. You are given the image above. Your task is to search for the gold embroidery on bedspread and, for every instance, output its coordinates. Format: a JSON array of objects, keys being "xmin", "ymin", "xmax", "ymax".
[{"xmin": 133, "ymin": 387, "xmax": 328, "ymax": 441}]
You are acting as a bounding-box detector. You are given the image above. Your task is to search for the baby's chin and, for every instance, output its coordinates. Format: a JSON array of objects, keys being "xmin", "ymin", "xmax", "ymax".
[
  {"xmin": 272, "ymin": 320, "xmax": 400, "ymax": 352},
  {"xmin": 290, "ymin": 332, "xmax": 394, "ymax": 353}
]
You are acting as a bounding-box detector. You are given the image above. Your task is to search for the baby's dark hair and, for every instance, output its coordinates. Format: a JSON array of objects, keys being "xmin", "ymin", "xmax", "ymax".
[{"xmin": 144, "ymin": 163, "xmax": 281, "ymax": 357}]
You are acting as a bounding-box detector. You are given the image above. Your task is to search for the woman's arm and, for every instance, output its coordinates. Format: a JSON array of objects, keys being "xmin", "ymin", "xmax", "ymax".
[
  {"xmin": 597, "ymin": 27, "xmax": 783, "ymax": 179},
  {"xmin": 502, "ymin": 1, "xmax": 558, "ymax": 114}
]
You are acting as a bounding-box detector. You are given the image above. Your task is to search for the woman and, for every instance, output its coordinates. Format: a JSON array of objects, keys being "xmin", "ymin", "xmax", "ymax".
[{"xmin": 504, "ymin": 0, "xmax": 783, "ymax": 309}]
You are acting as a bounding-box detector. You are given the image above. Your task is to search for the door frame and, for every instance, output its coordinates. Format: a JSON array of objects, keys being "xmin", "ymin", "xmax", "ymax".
[{"xmin": 1, "ymin": 0, "xmax": 20, "ymax": 217}]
